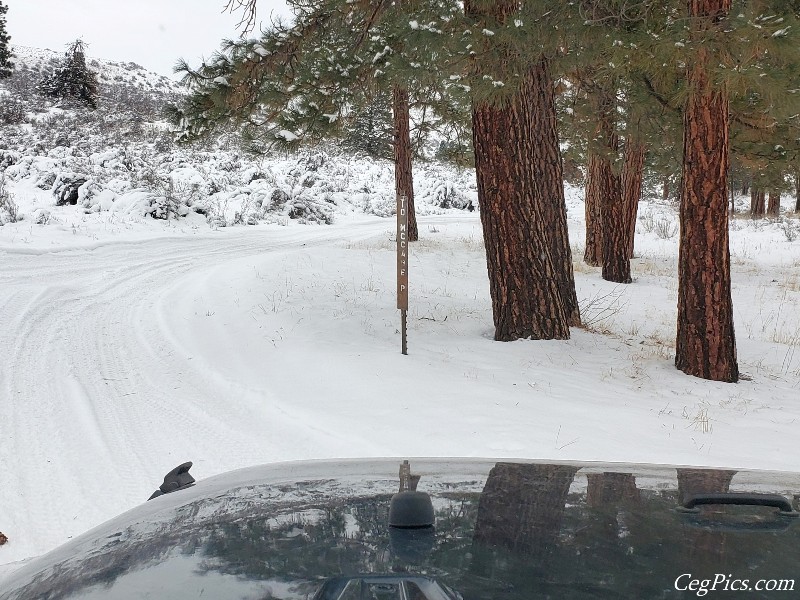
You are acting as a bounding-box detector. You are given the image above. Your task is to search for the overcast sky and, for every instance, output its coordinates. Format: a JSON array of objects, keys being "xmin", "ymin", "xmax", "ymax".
[{"xmin": 7, "ymin": 0, "xmax": 293, "ymax": 77}]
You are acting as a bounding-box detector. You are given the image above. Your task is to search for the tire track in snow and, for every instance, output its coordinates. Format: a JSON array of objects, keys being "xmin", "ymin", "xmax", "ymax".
[{"xmin": 0, "ymin": 220, "xmax": 393, "ymax": 563}]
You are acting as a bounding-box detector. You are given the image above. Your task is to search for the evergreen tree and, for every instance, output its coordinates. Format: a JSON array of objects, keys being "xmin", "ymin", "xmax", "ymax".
[
  {"xmin": 39, "ymin": 39, "xmax": 99, "ymax": 109},
  {"xmin": 0, "ymin": 0, "xmax": 13, "ymax": 79},
  {"xmin": 342, "ymin": 89, "xmax": 394, "ymax": 160}
]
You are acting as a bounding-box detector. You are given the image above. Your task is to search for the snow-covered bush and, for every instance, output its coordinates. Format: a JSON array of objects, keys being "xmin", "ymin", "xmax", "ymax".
[
  {"xmin": 430, "ymin": 180, "xmax": 471, "ymax": 209},
  {"xmin": 288, "ymin": 197, "xmax": 334, "ymax": 224},
  {"xmin": 52, "ymin": 172, "xmax": 88, "ymax": 206},
  {"xmin": 33, "ymin": 208, "xmax": 51, "ymax": 224},
  {"xmin": 0, "ymin": 175, "xmax": 19, "ymax": 224},
  {"xmin": 0, "ymin": 95, "xmax": 25, "ymax": 125}
]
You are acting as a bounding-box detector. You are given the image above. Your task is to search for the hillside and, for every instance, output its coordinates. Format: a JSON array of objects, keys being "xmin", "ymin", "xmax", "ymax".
[
  {"xmin": 0, "ymin": 45, "xmax": 476, "ymax": 236},
  {"xmin": 10, "ymin": 45, "xmax": 183, "ymax": 95}
]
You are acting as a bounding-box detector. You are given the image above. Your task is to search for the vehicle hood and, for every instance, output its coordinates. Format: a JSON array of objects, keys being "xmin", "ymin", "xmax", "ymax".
[{"xmin": 2, "ymin": 458, "xmax": 799, "ymax": 599}]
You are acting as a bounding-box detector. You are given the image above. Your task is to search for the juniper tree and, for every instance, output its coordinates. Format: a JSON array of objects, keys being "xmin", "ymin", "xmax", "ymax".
[
  {"xmin": 0, "ymin": 0, "xmax": 12, "ymax": 79},
  {"xmin": 39, "ymin": 39, "xmax": 99, "ymax": 109}
]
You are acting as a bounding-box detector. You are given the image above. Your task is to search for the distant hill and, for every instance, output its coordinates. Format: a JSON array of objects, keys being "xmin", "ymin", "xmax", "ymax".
[
  {"xmin": 0, "ymin": 46, "xmax": 474, "ymax": 230},
  {"xmin": 1, "ymin": 45, "xmax": 184, "ymax": 123},
  {"xmin": 11, "ymin": 45, "xmax": 184, "ymax": 96}
]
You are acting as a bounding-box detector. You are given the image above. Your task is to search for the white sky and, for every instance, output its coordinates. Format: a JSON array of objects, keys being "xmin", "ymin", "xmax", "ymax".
[{"xmin": 7, "ymin": 0, "xmax": 293, "ymax": 77}]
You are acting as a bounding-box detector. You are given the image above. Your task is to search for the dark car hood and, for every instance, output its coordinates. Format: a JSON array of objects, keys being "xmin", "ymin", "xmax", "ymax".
[{"xmin": 2, "ymin": 458, "xmax": 799, "ymax": 599}]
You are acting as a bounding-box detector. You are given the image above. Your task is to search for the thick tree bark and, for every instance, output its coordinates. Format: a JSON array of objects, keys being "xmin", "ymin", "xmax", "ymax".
[
  {"xmin": 750, "ymin": 188, "xmax": 765, "ymax": 217},
  {"xmin": 767, "ymin": 190, "xmax": 780, "ymax": 216},
  {"xmin": 593, "ymin": 88, "xmax": 631, "ymax": 284},
  {"xmin": 466, "ymin": 0, "xmax": 570, "ymax": 340},
  {"xmin": 471, "ymin": 95, "xmax": 569, "ymax": 340},
  {"xmin": 584, "ymin": 154, "xmax": 604, "ymax": 267},
  {"xmin": 393, "ymin": 85, "xmax": 418, "ymax": 241},
  {"xmin": 527, "ymin": 55, "xmax": 581, "ymax": 326},
  {"xmin": 675, "ymin": 0, "xmax": 738, "ymax": 383},
  {"xmin": 622, "ymin": 140, "xmax": 645, "ymax": 259},
  {"xmin": 600, "ymin": 157, "xmax": 630, "ymax": 283}
]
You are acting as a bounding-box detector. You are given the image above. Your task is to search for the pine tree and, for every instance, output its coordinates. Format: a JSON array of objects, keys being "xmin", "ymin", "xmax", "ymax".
[
  {"xmin": 39, "ymin": 39, "xmax": 99, "ymax": 109},
  {"xmin": 0, "ymin": 0, "xmax": 13, "ymax": 79},
  {"xmin": 342, "ymin": 89, "xmax": 394, "ymax": 160},
  {"xmin": 465, "ymin": 0, "xmax": 573, "ymax": 340},
  {"xmin": 674, "ymin": 0, "xmax": 738, "ymax": 383}
]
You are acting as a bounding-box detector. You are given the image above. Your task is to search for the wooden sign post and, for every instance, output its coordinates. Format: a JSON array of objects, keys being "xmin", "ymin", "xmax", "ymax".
[{"xmin": 397, "ymin": 194, "xmax": 409, "ymax": 355}]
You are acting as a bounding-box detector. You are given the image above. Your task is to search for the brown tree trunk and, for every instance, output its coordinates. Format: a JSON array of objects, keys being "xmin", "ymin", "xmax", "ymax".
[
  {"xmin": 466, "ymin": 0, "xmax": 570, "ymax": 341},
  {"xmin": 740, "ymin": 180, "xmax": 749, "ymax": 196},
  {"xmin": 750, "ymin": 188, "xmax": 765, "ymax": 217},
  {"xmin": 471, "ymin": 97, "xmax": 569, "ymax": 340},
  {"xmin": 729, "ymin": 182, "xmax": 735, "ymax": 214},
  {"xmin": 593, "ymin": 88, "xmax": 631, "ymax": 284},
  {"xmin": 527, "ymin": 55, "xmax": 581, "ymax": 326},
  {"xmin": 675, "ymin": 0, "xmax": 738, "ymax": 383},
  {"xmin": 663, "ymin": 177, "xmax": 670, "ymax": 201},
  {"xmin": 796, "ymin": 172, "xmax": 800, "ymax": 212},
  {"xmin": 622, "ymin": 140, "xmax": 645, "ymax": 259},
  {"xmin": 767, "ymin": 190, "xmax": 780, "ymax": 216},
  {"xmin": 393, "ymin": 85, "xmax": 418, "ymax": 241},
  {"xmin": 600, "ymin": 158, "xmax": 630, "ymax": 283},
  {"xmin": 584, "ymin": 153, "xmax": 603, "ymax": 267}
]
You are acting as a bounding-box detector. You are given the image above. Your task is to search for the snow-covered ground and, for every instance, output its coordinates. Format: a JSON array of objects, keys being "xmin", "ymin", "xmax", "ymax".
[
  {"xmin": 1, "ymin": 42, "xmax": 799, "ymax": 584},
  {"xmin": 1, "ymin": 173, "xmax": 799, "ymax": 579}
]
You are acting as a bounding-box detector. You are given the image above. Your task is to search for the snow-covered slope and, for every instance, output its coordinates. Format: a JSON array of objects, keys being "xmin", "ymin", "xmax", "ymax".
[
  {"xmin": 0, "ymin": 46, "xmax": 476, "ymax": 232},
  {"xmin": 11, "ymin": 45, "xmax": 183, "ymax": 96}
]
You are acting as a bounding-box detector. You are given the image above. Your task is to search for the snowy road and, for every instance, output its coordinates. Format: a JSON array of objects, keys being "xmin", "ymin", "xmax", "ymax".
[{"xmin": 0, "ymin": 220, "xmax": 396, "ymax": 565}]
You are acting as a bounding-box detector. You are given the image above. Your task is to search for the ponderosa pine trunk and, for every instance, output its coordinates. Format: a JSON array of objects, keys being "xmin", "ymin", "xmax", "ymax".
[
  {"xmin": 527, "ymin": 54, "xmax": 581, "ymax": 326},
  {"xmin": 600, "ymin": 158, "xmax": 630, "ymax": 283},
  {"xmin": 593, "ymin": 88, "xmax": 631, "ymax": 284},
  {"xmin": 796, "ymin": 172, "xmax": 800, "ymax": 212},
  {"xmin": 675, "ymin": 0, "xmax": 738, "ymax": 383},
  {"xmin": 584, "ymin": 153, "xmax": 603, "ymax": 267},
  {"xmin": 393, "ymin": 85, "xmax": 418, "ymax": 241},
  {"xmin": 740, "ymin": 180, "xmax": 749, "ymax": 196},
  {"xmin": 466, "ymin": 0, "xmax": 569, "ymax": 341},
  {"xmin": 750, "ymin": 188, "xmax": 765, "ymax": 217},
  {"xmin": 767, "ymin": 191, "xmax": 780, "ymax": 217},
  {"xmin": 622, "ymin": 140, "xmax": 645, "ymax": 259},
  {"xmin": 471, "ymin": 99, "xmax": 570, "ymax": 340}
]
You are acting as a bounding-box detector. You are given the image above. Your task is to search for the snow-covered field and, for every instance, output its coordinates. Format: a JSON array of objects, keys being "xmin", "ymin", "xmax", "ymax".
[{"xmin": 1, "ymin": 170, "xmax": 799, "ymax": 579}]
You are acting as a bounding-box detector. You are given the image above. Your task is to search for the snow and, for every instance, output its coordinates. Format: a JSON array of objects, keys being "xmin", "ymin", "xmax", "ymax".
[
  {"xmin": 275, "ymin": 129, "xmax": 299, "ymax": 142},
  {"xmin": 0, "ymin": 172, "xmax": 799, "ymax": 580},
  {"xmin": 1, "ymin": 42, "xmax": 800, "ymax": 587}
]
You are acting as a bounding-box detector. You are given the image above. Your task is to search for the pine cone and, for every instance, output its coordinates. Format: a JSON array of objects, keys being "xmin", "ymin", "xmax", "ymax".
[{"xmin": 0, "ymin": 531, "xmax": 8, "ymax": 545}]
